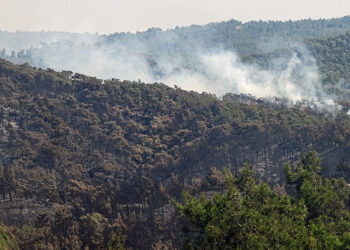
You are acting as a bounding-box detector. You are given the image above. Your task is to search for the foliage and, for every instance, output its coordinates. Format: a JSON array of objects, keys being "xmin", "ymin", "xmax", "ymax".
[
  {"xmin": 0, "ymin": 225, "xmax": 18, "ymax": 250},
  {"xmin": 178, "ymin": 151, "xmax": 350, "ymax": 249},
  {"xmin": 241, "ymin": 31, "xmax": 350, "ymax": 101}
]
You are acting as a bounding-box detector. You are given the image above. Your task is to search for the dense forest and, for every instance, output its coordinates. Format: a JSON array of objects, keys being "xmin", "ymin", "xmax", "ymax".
[
  {"xmin": 0, "ymin": 57, "xmax": 349, "ymax": 248},
  {"xmin": 243, "ymin": 31, "xmax": 350, "ymax": 93},
  {"xmin": 3, "ymin": 16, "xmax": 350, "ymax": 58},
  {"xmin": 178, "ymin": 151, "xmax": 350, "ymax": 249},
  {"xmin": 0, "ymin": 17, "xmax": 350, "ymax": 249}
]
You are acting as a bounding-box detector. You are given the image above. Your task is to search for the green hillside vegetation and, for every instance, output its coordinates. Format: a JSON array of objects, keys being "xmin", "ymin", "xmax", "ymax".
[
  {"xmin": 108, "ymin": 16, "xmax": 350, "ymax": 56},
  {"xmin": 4, "ymin": 16, "xmax": 350, "ymax": 61},
  {"xmin": 242, "ymin": 31, "xmax": 350, "ymax": 100},
  {"xmin": 178, "ymin": 151, "xmax": 350, "ymax": 249},
  {"xmin": 307, "ymin": 32, "xmax": 350, "ymax": 92},
  {"xmin": 0, "ymin": 226, "xmax": 18, "ymax": 250}
]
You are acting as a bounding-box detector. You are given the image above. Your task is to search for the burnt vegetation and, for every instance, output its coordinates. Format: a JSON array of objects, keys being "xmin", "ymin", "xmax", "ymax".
[
  {"xmin": 0, "ymin": 58, "xmax": 349, "ymax": 249},
  {"xmin": 0, "ymin": 18, "xmax": 350, "ymax": 249}
]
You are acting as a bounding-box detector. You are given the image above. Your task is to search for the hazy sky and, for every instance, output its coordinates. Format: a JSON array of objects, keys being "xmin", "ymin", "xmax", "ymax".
[{"xmin": 1, "ymin": 0, "xmax": 349, "ymax": 34}]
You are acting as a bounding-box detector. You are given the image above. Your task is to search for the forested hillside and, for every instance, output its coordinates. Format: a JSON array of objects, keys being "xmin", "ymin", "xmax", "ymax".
[
  {"xmin": 0, "ymin": 59, "xmax": 350, "ymax": 249},
  {"xmin": 3, "ymin": 16, "xmax": 350, "ymax": 57},
  {"xmin": 307, "ymin": 32, "xmax": 350, "ymax": 89},
  {"xmin": 242, "ymin": 31, "xmax": 350, "ymax": 98},
  {"xmin": 2, "ymin": 16, "xmax": 350, "ymax": 97},
  {"xmin": 1, "ymin": 15, "xmax": 350, "ymax": 250}
]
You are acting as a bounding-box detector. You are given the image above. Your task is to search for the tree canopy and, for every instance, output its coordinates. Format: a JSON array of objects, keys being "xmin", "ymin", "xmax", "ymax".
[{"xmin": 178, "ymin": 151, "xmax": 350, "ymax": 249}]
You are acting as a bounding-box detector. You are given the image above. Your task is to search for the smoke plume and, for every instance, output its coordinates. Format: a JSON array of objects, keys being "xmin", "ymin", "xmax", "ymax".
[{"xmin": 0, "ymin": 29, "xmax": 344, "ymax": 113}]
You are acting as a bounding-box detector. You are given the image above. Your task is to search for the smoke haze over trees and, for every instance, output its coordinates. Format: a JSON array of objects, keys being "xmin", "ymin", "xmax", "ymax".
[{"xmin": 2, "ymin": 17, "xmax": 350, "ymax": 112}]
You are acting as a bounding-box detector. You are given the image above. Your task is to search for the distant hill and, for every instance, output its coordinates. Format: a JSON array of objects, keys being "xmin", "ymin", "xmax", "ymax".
[
  {"xmin": 1, "ymin": 16, "xmax": 350, "ymax": 94},
  {"xmin": 243, "ymin": 31, "xmax": 350, "ymax": 89},
  {"xmin": 109, "ymin": 16, "xmax": 350, "ymax": 56}
]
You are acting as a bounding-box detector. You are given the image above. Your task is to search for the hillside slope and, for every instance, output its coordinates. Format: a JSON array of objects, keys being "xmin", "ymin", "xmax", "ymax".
[
  {"xmin": 243, "ymin": 31, "xmax": 350, "ymax": 92},
  {"xmin": 2, "ymin": 16, "xmax": 350, "ymax": 91},
  {"xmin": 0, "ymin": 59, "xmax": 349, "ymax": 248}
]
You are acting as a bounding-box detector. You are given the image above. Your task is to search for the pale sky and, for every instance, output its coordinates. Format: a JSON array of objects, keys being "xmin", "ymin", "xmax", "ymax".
[{"xmin": 1, "ymin": 0, "xmax": 349, "ymax": 34}]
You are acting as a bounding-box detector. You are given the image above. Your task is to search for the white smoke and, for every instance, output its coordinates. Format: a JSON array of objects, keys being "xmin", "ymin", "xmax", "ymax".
[
  {"xmin": 188, "ymin": 50, "xmax": 340, "ymax": 112},
  {"xmin": 0, "ymin": 30, "xmax": 344, "ymax": 113}
]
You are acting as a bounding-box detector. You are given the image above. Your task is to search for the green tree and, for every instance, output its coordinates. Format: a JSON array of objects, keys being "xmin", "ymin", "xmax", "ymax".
[
  {"xmin": 177, "ymin": 151, "xmax": 350, "ymax": 249},
  {"xmin": 80, "ymin": 213, "xmax": 107, "ymax": 250},
  {"xmin": 0, "ymin": 169, "xmax": 5, "ymax": 200},
  {"xmin": 3, "ymin": 166, "xmax": 16, "ymax": 200},
  {"xmin": 285, "ymin": 150, "xmax": 350, "ymax": 249},
  {"xmin": 107, "ymin": 229, "xmax": 126, "ymax": 250}
]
